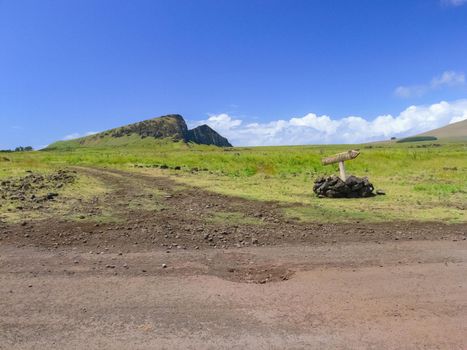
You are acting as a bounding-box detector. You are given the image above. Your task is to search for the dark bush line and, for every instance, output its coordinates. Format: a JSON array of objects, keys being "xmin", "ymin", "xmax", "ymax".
[
  {"xmin": 0, "ymin": 146, "xmax": 34, "ymax": 152},
  {"xmin": 397, "ymin": 136, "xmax": 437, "ymax": 143}
]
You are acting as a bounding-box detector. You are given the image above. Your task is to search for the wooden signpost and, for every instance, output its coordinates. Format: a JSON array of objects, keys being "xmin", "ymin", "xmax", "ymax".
[{"xmin": 322, "ymin": 150, "xmax": 360, "ymax": 181}]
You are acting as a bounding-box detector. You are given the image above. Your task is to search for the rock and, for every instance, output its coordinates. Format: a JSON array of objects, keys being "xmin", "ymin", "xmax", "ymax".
[
  {"xmin": 162, "ymin": 263, "xmax": 167, "ymax": 268},
  {"xmin": 186, "ymin": 124, "xmax": 232, "ymax": 147},
  {"xmin": 313, "ymin": 175, "xmax": 374, "ymax": 198},
  {"xmin": 376, "ymin": 189, "xmax": 386, "ymax": 195},
  {"xmin": 46, "ymin": 192, "xmax": 59, "ymax": 200}
]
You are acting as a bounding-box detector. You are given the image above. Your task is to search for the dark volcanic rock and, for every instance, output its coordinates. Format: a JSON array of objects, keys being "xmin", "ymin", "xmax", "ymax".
[
  {"xmin": 313, "ymin": 175, "xmax": 374, "ymax": 198},
  {"xmin": 107, "ymin": 114, "xmax": 188, "ymax": 141},
  {"xmin": 186, "ymin": 124, "xmax": 232, "ymax": 147}
]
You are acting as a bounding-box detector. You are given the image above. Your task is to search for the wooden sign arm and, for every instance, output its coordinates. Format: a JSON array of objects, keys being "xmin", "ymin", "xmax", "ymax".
[{"xmin": 321, "ymin": 150, "xmax": 360, "ymax": 181}]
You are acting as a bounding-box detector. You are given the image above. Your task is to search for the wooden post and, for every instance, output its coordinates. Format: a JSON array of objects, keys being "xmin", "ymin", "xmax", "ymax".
[
  {"xmin": 338, "ymin": 161, "xmax": 346, "ymax": 181},
  {"xmin": 322, "ymin": 150, "xmax": 360, "ymax": 181}
]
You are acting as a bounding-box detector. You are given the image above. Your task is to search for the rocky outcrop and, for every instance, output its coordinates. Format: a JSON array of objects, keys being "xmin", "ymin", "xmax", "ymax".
[
  {"xmin": 313, "ymin": 175, "xmax": 374, "ymax": 198},
  {"xmin": 98, "ymin": 114, "xmax": 189, "ymax": 141},
  {"xmin": 79, "ymin": 114, "xmax": 232, "ymax": 147},
  {"xmin": 186, "ymin": 124, "xmax": 232, "ymax": 147}
]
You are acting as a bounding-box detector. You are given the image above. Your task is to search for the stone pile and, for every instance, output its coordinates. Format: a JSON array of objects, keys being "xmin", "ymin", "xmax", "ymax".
[
  {"xmin": 0, "ymin": 169, "xmax": 76, "ymax": 203},
  {"xmin": 313, "ymin": 175, "xmax": 374, "ymax": 198}
]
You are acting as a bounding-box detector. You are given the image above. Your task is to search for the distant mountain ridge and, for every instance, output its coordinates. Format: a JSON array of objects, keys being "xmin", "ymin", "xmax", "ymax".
[{"xmin": 49, "ymin": 114, "xmax": 232, "ymax": 148}]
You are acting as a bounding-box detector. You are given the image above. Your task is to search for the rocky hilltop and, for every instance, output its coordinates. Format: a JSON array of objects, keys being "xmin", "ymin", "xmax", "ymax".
[
  {"xmin": 186, "ymin": 124, "xmax": 232, "ymax": 147},
  {"xmin": 63, "ymin": 114, "xmax": 232, "ymax": 147}
]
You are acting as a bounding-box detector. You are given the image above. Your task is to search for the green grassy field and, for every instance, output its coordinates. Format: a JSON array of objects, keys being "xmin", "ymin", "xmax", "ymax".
[{"xmin": 1, "ymin": 138, "xmax": 466, "ymax": 223}]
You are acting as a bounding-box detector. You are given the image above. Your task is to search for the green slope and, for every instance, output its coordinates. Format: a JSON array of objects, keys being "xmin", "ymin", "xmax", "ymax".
[{"xmin": 46, "ymin": 133, "xmax": 189, "ymax": 151}]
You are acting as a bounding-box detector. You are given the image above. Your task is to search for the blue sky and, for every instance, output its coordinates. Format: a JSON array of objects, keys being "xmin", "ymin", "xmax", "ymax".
[{"xmin": 1, "ymin": 0, "xmax": 467, "ymax": 148}]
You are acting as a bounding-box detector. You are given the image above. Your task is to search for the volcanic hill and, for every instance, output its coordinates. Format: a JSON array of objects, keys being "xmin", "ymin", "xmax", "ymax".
[{"xmin": 47, "ymin": 114, "xmax": 232, "ymax": 149}]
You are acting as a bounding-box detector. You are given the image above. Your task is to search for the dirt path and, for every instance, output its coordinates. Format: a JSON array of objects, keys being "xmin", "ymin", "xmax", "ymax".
[
  {"xmin": 1, "ymin": 167, "xmax": 465, "ymax": 253},
  {"xmin": 1, "ymin": 167, "xmax": 466, "ymax": 349},
  {"xmin": 1, "ymin": 240, "xmax": 466, "ymax": 349}
]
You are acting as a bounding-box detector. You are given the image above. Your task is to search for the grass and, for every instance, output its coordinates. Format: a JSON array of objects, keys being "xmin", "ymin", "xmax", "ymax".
[{"xmin": 2, "ymin": 138, "xmax": 466, "ymax": 223}]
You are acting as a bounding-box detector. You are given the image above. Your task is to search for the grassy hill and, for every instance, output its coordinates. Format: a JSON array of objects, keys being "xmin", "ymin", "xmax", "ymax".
[
  {"xmin": 47, "ymin": 134, "xmax": 191, "ymax": 151},
  {"xmin": 46, "ymin": 114, "xmax": 232, "ymax": 150},
  {"xmin": 416, "ymin": 119, "xmax": 467, "ymax": 141}
]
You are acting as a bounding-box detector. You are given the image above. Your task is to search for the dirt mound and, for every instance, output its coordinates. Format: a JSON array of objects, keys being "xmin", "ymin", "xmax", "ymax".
[
  {"xmin": 0, "ymin": 169, "xmax": 76, "ymax": 204},
  {"xmin": 314, "ymin": 175, "xmax": 374, "ymax": 198}
]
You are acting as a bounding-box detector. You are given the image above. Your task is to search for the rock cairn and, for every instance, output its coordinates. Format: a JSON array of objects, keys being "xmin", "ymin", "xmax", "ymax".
[{"xmin": 313, "ymin": 175, "xmax": 374, "ymax": 198}]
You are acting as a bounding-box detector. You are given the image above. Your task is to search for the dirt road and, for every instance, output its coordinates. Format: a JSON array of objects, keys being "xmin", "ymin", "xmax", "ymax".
[
  {"xmin": 1, "ymin": 167, "xmax": 466, "ymax": 349},
  {"xmin": 1, "ymin": 240, "xmax": 466, "ymax": 349}
]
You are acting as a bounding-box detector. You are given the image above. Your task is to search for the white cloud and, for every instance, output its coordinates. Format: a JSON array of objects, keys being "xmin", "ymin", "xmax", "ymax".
[
  {"xmin": 431, "ymin": 71, "xmax": 465, "ymax": 87},
  {"xmin": 394, "ymin": 71, "xmax": 465, "ymax": 98},
  {"xmin": 394, "ymin": 85, "xmax": 427, "ymax": 98},
  {"xmin": 192, "ymin": 99, "xmax": 467, "ymax": 146},
  {"xmin": 442, "ymin": 0, "xmax": 467, "ymax": 6},
  {"xmin": 62, "ymin": 131, "xmax": 98, "ymax": 141},
  {"xmin": 201, "ymin": 113, "xmax": 242, "ymax": 131}
]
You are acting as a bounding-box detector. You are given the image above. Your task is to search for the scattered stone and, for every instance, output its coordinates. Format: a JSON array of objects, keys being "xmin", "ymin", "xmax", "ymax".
[
  {"xmin": 46, "ymin": 193, "xmax": 59, "ymax": 200},
  {"xmin": 0, "ymin": 169, "xmax": 76, "ymax": 205},
  {"xmin": 376, "ymin": 189, "xmax": 386, "ymax": 195},
  {"xmin": 162, "ymin": 263, "xmax": 167, "ymax": 268}
]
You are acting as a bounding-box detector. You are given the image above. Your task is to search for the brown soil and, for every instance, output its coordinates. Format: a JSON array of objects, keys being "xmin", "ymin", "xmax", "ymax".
[{"xmin": 1, "ymin": 167, "xmax": 466, "ymax": 349}]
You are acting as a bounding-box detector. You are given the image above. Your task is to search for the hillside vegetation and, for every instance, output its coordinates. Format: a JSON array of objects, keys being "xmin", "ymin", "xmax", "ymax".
[
  {"xmin": 397, "ymin": 136, "xmax": 438, "ymax": 143},
  {"xmin": 3, "ymin": 139, "xmax": 466, "ymax": 223}
]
